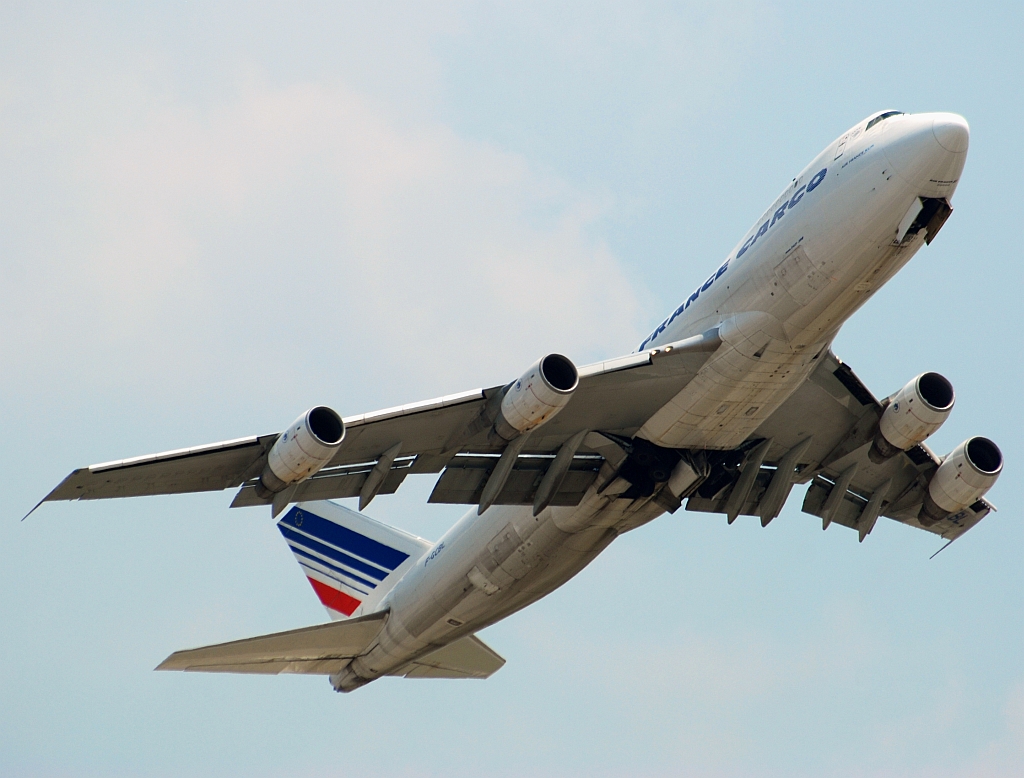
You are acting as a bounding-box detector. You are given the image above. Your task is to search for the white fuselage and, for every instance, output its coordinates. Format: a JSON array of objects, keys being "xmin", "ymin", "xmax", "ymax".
[{"xmin": 332, "ymin": 111, "xmax": 970, "ymax": 692}]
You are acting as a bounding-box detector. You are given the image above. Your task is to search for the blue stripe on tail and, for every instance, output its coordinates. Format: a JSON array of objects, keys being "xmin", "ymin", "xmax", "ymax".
[
  {"xmin": 278, "ymin": 524, "xmax": 390, "ymax": 581},
  {"xmin": 279, "ymin": 507, "xmax": 410, "ymax": 570}
]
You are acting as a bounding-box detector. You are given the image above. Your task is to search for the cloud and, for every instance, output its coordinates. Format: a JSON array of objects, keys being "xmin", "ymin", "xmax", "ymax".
[{"xmin": 0, "ymin": 71, "xmax": 646, "ymax": 412}]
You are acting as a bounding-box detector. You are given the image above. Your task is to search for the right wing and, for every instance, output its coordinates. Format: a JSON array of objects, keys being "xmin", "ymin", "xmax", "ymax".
[
  {"xmin": 685, "ymin": 349, "xmax": 995, "ymax": 543},
  {"xmin": 39, "ymin": 344, "xmax": 714, "ymax": 512}
]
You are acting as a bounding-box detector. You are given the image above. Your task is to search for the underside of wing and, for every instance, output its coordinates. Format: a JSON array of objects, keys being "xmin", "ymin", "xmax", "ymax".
[
  {"xmin": 43, "ymin": 435, "xmax": 278, "ymax": 502},
  {"xmin": 684, "ymin": 350, "xmax": 996, "ymax": 542},
  {"xmin": 38, "ymin": 335, "xmax": 996, "ymax": 545},
  {"xmin": 39, "ymin": 343, "xmax": 713, "ymax": 513}
]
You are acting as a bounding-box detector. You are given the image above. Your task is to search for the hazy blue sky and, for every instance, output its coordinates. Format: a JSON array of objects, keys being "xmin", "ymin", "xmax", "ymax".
[{"xmin": 2, "ymin": 3, "xmax": 1022, "ymax": 776}]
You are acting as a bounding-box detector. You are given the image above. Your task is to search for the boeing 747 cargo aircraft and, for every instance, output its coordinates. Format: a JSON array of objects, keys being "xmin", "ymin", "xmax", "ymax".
[{"xmin": 36, "ymin": 110, "xmax": 1003, "ymax": 692}]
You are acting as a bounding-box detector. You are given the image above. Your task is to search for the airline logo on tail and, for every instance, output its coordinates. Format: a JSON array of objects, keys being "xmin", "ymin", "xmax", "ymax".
[{"xmin": 277, "ymin": 506, "xmax": 411, "ymax": 617}]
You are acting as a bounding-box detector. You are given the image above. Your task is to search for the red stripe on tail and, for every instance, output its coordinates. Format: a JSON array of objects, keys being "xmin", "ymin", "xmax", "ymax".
[{"xmin": 307, "ymin": 577, "xmax": 361, "ymax": 616}]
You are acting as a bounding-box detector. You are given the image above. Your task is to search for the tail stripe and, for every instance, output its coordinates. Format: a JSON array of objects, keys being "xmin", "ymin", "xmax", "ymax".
[
  {"xmin": 278, "ymin": 504, "xmax": 430, "ymax": 620},
  {"xmin": 292, "ymin": 550, "xmax": 375, "ymax": 593},
  {"xmin": 306, "ymin": 577, "xmax": 361, "ymax": 616},
  {"xmin": 279, "ymin": 509, "xmax": 410, "ymax": 570},
  {"xmin": 299, "ymin": 564, "xmax": 369, "ymax": 597},
  {"xmin": 279, "ymin": 525, "xmax": 390, "ymax": 580}
]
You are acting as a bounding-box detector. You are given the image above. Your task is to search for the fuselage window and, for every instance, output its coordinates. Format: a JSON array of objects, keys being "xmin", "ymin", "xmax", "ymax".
[{"xmin": 866, "ymin": 111, "xmax": 903, "ymax": 132}]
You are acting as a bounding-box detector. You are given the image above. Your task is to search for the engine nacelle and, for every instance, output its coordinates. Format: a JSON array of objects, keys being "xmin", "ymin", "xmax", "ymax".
[
  {"xmin": 870, "ymin": 372, "xmax": 954, "ymax": 462},
  {"xmin": 494, "ymin": 354, "xmax": 579, "ymax": 440},
  {"xmin": 257, "ymin": 406, "xmax": 345, "ymax": 497},
  {"xmin": 921, "ymin": 436, "xmax": 1002, "ymax": 523}
]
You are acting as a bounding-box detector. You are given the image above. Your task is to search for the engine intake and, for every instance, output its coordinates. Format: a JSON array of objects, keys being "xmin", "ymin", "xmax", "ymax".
[
  {"xmin": 494, "ymin": 354, "xmax": 578, "ymax": 440},
  {"xmin": 256, "ymin": 406, "xmax": 345, "ymax": 497},
  {"xmin": 870, "ymin": 372, "xmax": 954, "ymax": 462},
  {"xmin": 921, "ymin": 436, "xmax": 1002, "ymax": 523}
]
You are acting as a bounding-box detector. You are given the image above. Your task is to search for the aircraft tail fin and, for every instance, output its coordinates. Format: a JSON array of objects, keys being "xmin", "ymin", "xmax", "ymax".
[{"xmin": 277, "ymin": 500, "xmax": 432, "ymax": 620}]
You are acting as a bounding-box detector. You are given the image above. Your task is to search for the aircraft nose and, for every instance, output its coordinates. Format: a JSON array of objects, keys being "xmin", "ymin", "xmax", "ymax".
[
  {"xmin": 932, "ymin": 113, "xmax": 970, "ymax": 153},
  {"xmin": 882, "ymin": 112, "xmax": 969, "ymax": 195}
]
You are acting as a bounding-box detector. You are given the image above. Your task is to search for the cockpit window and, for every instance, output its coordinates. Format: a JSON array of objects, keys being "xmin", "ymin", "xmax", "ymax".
[{"xmin": 866, "ymin": 111, "xmax": 903, "ymax": 132}]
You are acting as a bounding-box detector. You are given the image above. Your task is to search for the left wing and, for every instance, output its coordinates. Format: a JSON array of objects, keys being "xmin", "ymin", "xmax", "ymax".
[
  {"xmin": 39, "ymin": 343, "xmax": 714, "ymax": 512},
  {"xmin": 43, "ymin": 435, "xmax": 278, "ymax": 501}
]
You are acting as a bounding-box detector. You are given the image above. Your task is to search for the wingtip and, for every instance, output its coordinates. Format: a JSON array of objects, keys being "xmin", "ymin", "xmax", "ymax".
[
  {"xmin": 929, "ymin": 537, "xmax": 957, "ymax": 560},
  {"xmin": 155, "ymin": 652, "xmax": 184, "ymax": 672},
  {"xmin": 21, "ymin": 496, "xmax": 47, "ymax": 521}
]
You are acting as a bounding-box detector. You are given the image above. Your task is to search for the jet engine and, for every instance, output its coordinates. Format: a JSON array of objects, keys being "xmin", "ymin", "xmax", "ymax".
[
  {"xmin": 256, "ymin": 406, "xmax": 345, "ymax": 497},
  {"xmin": 494, "ymin": 354, "xmax": 579, "ymax": 440},
  {"xmin": 920, "ymin": 436, "xmax": 1002, "ymax": 523},
  {"xmin": 870, "ymin": 372, "xmax": 954, "ymax": 462}
]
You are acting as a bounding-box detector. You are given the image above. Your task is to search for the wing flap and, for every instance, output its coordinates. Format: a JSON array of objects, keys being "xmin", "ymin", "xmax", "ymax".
[
  {"xmin": 156, "ymin": 611, "xmax": 387, "ymax": 675},
  {"xmin": 802, "ymin": 474, "xmax": 993, "ymax": 541},
  {"xmin": 427, "ymin": 454, "xmax": 602, "ymax": 506},
  {"xmin": 230, "ymin": 461, "xmax": 412, "ymax": 507},
  {"xmin": 173, "ymin": 659, "xmax": 352, "ymax": 675}
]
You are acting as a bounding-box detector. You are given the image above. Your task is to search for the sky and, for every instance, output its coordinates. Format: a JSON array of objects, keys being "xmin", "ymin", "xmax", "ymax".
[{"xmin": 2, "ymin": 2, "xmax": 1022, "ymax": 776}]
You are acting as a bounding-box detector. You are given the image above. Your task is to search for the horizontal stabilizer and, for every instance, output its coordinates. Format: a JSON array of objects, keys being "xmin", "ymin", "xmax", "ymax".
[
  {"xmin": 391, "ymin": 634, "xmax": 506, "ymax": 679},
  {"xmin": 156, "ymin": 611, "xmax": 387, "ymax": 675}
]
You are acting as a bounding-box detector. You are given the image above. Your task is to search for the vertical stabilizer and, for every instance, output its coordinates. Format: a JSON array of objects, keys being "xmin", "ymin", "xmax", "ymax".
[{"xmin": 277, "ymin": 501, "xmax": 432, "ymax": 620}]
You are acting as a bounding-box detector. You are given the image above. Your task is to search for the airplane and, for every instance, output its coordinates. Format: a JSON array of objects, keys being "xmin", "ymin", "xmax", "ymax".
[{"xmin": 35, "ymin": 109, "xmax": 1003, "ymax": 693}]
